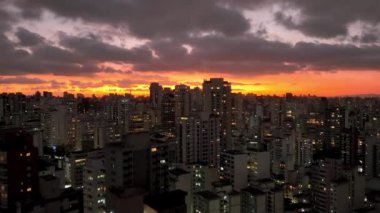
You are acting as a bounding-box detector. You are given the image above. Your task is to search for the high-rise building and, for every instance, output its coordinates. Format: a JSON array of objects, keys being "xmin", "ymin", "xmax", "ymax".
[
  {"xmin": 69, "ymin": 151, "xmax": 88, "ymax": 189},
  {"xmin": 169, "ymin": 164, "xmax": 218, "ymax": 212},
  {"xmin": 190, "ymin": 87, "xmax": 203, "ymax": 113},
  {"xmin": 177, "ymin": 113, "xmax": 221, "ymax": 165},
  {"xmin": 161, "ymin": 88, "xmax": 176, "ymax": 134},
  {"xmin": 149, "ymin": 82, "xmax": 163, "ymax": 108},
  {"xmin": 365, "ymin": 135, "xmax": 380, "ymax": 178},
  {"xmin": 310, "ymin": 158, "xmax": 365, "ymax": 212},
  {"xmin": 247, "ymin": 148, "xmax": 271, "ymax": 183},
  {"xmin": 246, "ymin": 179, "xmax": 284, "ymax": 213},
  {"xmin": 220, "ymin": 150, "xmax": 248, "ymax": 191},
  {"xmin": 203, "ymin": 78, "xmax": 232, "ymax": 150},
  {"xmin": 174, "ymin": 84, "xmax": 191, "ymax": 118},
  {"xmin": 0, "ymin": 130, "xmax": 39, "ymax": 212},
  {"xmin": 241, "ymin": 187, "xmax": 267, "ymax": 213},
  {"xmin": 105, "ymin": 132, "xmax": 176, "ymax": 197},
  {"xmin": 83, "ymin": 156, "xmax": 106, "ymax": 213},
  {"xmin": 149, "ymin": 82, "xmax": 163, "ymax": 127}
]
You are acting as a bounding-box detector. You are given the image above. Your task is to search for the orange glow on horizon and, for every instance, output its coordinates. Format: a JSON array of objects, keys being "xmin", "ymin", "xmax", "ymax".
[{"xmin": 1, "ymin": 70, "xmax": 379, "ymax": 97}]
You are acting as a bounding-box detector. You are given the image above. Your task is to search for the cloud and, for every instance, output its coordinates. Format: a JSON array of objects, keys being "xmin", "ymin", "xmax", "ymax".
[
  {"xmin": 134, "ymin": 34, "xmax": 380, "ymax": 74},
  {"xmin": 14, "ymin": 0, "xmax": 250, "ymax": 38},
  {"xmin": 59, "ymin": 33, "xmax": 153, "ymax": 63},
  {"xmin": 275, "ymin": 0, "xmax": 380, "ymax": 38},
  {"xmin": 0, "ymin": 30, "xmax": 150, "ymax": 76},
  {"xmin": 0, "ymin": 0, "xmax": 379, "ymax": 79},
  {"xmin": 1, "ymin": 29, "xmax": 380, "ymax": 77},
  {"xmin": 16, "ymin": 27, "xmax": 45, "ymax": 46},
  {"xmin": 0, "ymin": 77, "xmax": 47, "ymax": 84}
]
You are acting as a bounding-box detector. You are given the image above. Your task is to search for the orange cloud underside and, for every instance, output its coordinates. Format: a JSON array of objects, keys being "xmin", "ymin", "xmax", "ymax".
[{"xmin": 1, "ymin": 71, "xmax": 379, "ymax": 97}]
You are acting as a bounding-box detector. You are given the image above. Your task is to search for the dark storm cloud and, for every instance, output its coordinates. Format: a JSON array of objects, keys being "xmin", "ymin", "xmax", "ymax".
[
  {"xmin": 352, "ymin": 27, "xmax": 380, "ymax": 44},
  {"xmin": 133, "ymin": 34, "xmax": 380, "ymax": 73},
  {"xmin": 0, "ymin": 30, "xmax": 152, "ymax": 76},
  {"xmin": 14, "ymin": 0, "xmax": 250, "ymax": 38},
  {"xmin": 59, "ymin": 34, "xmax": 153, "ymax": 62},
  {"xmin": 2, "ymin": 28, "xmax": 380, "ymax": 77},
  {"xmin": 0, "ymin": 6, "xmax": 16, "ymax": 32},
  {"xmin": 0, "ymin": 0, "xmax": 379, "ymax": 78},
  {"xmin": 0, "ymin": 77, "xmax": 46, "ymax": 84},
  {"xmin": 16, "ymin": 27, "xmax": 45, "ymax": 46},
  {"xmin": 275, "ymin": 0, "xmax": 380, "ymax": 38}
]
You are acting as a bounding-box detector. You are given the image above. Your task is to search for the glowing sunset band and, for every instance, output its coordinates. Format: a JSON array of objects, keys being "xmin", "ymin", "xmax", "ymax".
[{"xmin": 1, "ymin": 71, "xmax": 379, "ymax": 97}]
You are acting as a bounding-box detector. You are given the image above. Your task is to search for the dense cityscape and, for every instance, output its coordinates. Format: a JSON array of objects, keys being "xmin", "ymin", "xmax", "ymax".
[{"xmin": 0, "ymin": 78, "xmax": 379, "ymax": 212}]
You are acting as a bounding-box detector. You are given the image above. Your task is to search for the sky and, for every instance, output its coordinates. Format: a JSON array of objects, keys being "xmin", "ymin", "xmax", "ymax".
[{"xmin": 0, "ymin": 0, "xmax": 380, "ymax": 97}]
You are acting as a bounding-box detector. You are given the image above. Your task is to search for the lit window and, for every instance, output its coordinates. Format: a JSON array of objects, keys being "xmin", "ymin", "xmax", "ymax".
[
  {"xmin": 151, "ymin": 147, "xmax": 157, "ymax": 152},
  {"xmin": 27, "ymin": 187, "xmax": 32, "ymax": 192},
  {"xmin": 26, "ymin": 152, "xmax": 31, "ymax": 157}
]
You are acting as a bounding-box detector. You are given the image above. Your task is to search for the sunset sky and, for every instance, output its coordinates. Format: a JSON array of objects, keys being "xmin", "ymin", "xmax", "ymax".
[{"xmin": 1, "ymin": 0, "xmax": 380, "ymax": 96}]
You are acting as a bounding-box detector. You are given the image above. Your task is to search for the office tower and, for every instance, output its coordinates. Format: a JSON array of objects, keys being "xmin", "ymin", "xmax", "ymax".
[
  {"xmin": 0, "ymin": 130, "xmax": 39, "ymax": 212},
  {"xmin": 271, "ymin": 131, "xmax": 296, "ymax": 176},
  {"xmin": 194, "ymin": 186, "xmax": 241, "ymax": 213},
  {"xmin": 310, "ymin": 158, "xmax": 365, "ymax": 212},
  {"xmin": 169, "ymin": 164, "xmax": 218, "ymax": 212},
  {"xmin": 323, "ymin": 107, "xmax": 347, "ymax": 149},
  {"xmin": 105, "ymin": 132, "xmax": 175, "ymax": 196},
  {"xmin": 203, "ymin": 78, "xmax": 232, "ymax": 150},
  {"xmin": 365, "ymin": 135, "xmax": 380, "ymax": 178},
  {"xmin": 339, "ymin": 128, "xmax": 361, "ymax": 167},
  {"xmin": 311, "ymin": 158, "xmax": 343, "ymax": 213},
  {"xmin": 194, "ymin": 191, "xmax": 221, "ymax": 213},
  {"xmin": 41, "ymin": 105, "xmax": 69, "ymax": 147},
  {"xmin": 150, "ymin": 82, "xmax": 163, "ymax": 127},
  {"xmin": 247, "ymin": 148, "xmax": 271, "ymax": 183},
  {"xmin": 220, "ymin": 150, "xmax": 248, "ymax": 191},
  {"xmin": 296, "ymin": 138, "xmax": 313, "ymax": 167},
  {"xmin": 69, "ymin": 151, "xmax": 88, "ymax": 189},
  {"xmin": 328, "ymin": 179, "xmax": 351, "ymax": 213},
  {"xmin": 126, "ymin": 111, "xmax": 151, "ymax": 133},
  {"xmin": 177, "ymin": 113, "xmax": 221, "ymax": 166},
  {"xmin": 174, "ymin": 84, "xmax": 191, "ymax": 118},
  {"xmin": 246, "ymin": 179, "xmax": 284, "ymax": 213},
  {"xmin": 241, "ymin": 188, "xmax": 267, "ymax": 213},
  {"xmin": 83, "ymin": 156, "xmax": 106, "ymax": 213},
  {"xmin": 161, "ymin": 88, "xmax": 176, "ymax": 134},
  {"xmin": 190, "ymin": 87, "xmax": 203, "ymax": 113},
  {"xmin": 149, "ymin": 82, "xmax": 163, "ymax": 108},
  {"xmin": 231, "ymin": 93, "xmax": 244, "ymax": 135}
]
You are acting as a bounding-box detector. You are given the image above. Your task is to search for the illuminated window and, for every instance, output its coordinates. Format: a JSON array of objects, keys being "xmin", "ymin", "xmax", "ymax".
[
  {"xmin": 151, "ymin": 147, "xmax": 157, "ymax": 152},
  {"xmin": 27, "ymin": 187, "xmax": 32, "ymax": 192},
  {"xmin": 26, "ymin": 152, "xmax": 31, "ymax": 157}
]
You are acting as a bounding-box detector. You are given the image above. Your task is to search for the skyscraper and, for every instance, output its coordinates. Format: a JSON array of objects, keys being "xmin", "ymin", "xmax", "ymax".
[{"xmin": 202, "ymin": 78, "xmax": 232, "ymax": 150}]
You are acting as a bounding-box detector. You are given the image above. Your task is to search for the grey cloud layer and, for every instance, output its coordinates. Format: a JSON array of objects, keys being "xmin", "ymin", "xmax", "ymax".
[
  {"xmin": 0, "ymin": 0, "xmax": 379, "ymax": 77},
  {"xmin": 14, "ymin": 0, "xmax": 250, "ymax": 38},
  {"xmin": 276, "ymin": 0, "xmax": 380, "ymax": 38}
]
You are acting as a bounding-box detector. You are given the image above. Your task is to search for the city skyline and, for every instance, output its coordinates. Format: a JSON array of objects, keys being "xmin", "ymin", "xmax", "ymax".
[
  {"xmin": 0, "ymin": 77, "xmax": 379, "ymax": 212},
  {"xmin": 1, "ymin": 1, "xmax": 380, "ymax": 212},
  {"xmin": 2, "ymin": 74, "xmax": 380, "ymax": 98},
  {"xmin": 0, "ymin": 1, "xmax": 380, "ymax": 96}
]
